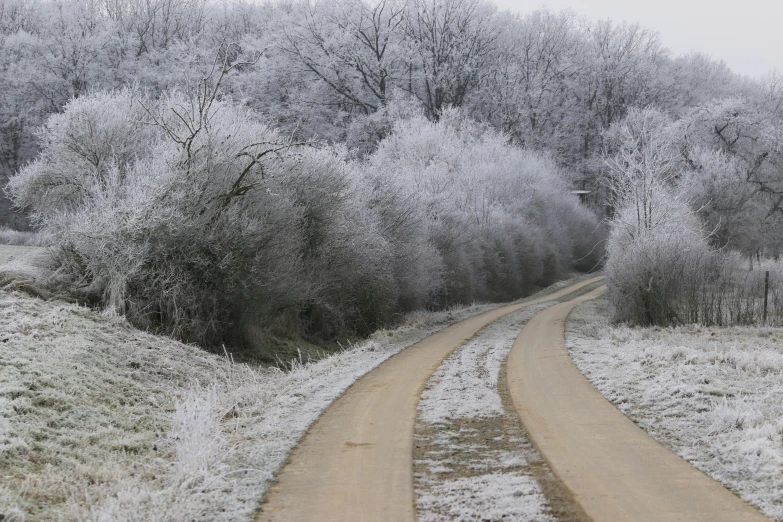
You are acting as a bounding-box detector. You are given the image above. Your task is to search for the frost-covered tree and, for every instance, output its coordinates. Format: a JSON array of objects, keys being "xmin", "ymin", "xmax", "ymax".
[
  {"xmin": 477, "ymin": 9, "xmax": 579, "ymax": 150},
  {"xmin": 603, "ymin": 108, "xmax": 719, "ymax": 325},
  {"xmin": 677, "ymin": 97, "xmax": 783, "ymax": 259},
  {"xmin": 403, "ymin": 0, "xmax": 501, "ymax": 119},
  {"xmin": 8, "ymin": 0, "xmax": 783, "ymax": 341},
  {"xmin": 367, "ymin": 108, "xmax": 600, "ymax": 305},
  {"xmin": 1, "ymin": 0, "xmax": 776, "ymax": 230},
  {"xmin": 602, "ymin": 108, "xmax": 684, "ymax": 233},
  {"xmin": 278, "ymin": 0, "xmax": 406, "ymax": 115}
]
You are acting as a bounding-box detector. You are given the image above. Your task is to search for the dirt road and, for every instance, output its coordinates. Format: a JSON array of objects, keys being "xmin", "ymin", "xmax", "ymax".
[
  {"xmin": 506, "ymin": 286, "xmax": 768, "ymax": 522},
  {"xmin": 257, "ymin": 276, "xmax": 603, "ymax": 522}
]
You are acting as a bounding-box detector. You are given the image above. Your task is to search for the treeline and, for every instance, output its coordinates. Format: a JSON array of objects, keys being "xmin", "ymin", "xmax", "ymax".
[
  {"xmin": 1, "ymin": 0, "xmax": 778, "ymax": 227},
  {"xmin": 5, "ymin": 0, "xmax": 783, "ymax": 336}
]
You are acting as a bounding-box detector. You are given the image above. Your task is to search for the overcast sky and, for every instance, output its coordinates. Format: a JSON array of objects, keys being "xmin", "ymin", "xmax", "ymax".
[{"xmin": 491, "ymin": 0, "xmax": 781, "ymax": 79}]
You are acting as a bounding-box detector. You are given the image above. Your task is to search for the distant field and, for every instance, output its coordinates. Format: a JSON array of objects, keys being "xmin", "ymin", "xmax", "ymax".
[{"xmin": 0, "ymin": 245, "xmax": 41, "ymax": 265}]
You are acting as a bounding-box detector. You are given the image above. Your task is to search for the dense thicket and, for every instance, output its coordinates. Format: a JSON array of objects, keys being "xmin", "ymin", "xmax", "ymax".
[
  {"xmin": 604, "ymin": 107, "xmax": 783, "ymax": 326},
  {"xmin": 6, "ymin": 70, "xmax": 599, "ymax": 346}
]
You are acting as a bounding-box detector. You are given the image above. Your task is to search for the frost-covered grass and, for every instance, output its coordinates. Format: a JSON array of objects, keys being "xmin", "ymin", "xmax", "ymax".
[
  {"xmin": 417, "ymin": 473, "xmax": 551, "ymax": 522},
  {"xmin": 0, "ymin": 246, "xmax": 43, "ymax": 267},
  {"xmin": 567, "ymin": 297, "xmax": 783, "ymax": 520},
  {"xmin": 419, "ymin": 304, "xmax": 553, "ymax": 425},
  {"xmin": 0, "ymin": 290, "xmax": 233, "ymax": 521},
  {"xmin": 0, "ymin": 247, "xmax": 49, "ymax": 283},
  {"xmin": 415, "ymin": 304, "xmax": 557, "ymax": 522}
]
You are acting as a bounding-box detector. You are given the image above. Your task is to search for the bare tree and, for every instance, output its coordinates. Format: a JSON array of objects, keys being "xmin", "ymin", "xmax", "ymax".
[
  {"xmin": 603, "ymin": 107, "xmax": 685, "ymax": 237},
  {"xmin": 277, "ymin": 0, "xmax": 407, "ymax": 115},
  {"xmin": 403, "ymin": 0, "xmax": 501, "ymax": 119}
]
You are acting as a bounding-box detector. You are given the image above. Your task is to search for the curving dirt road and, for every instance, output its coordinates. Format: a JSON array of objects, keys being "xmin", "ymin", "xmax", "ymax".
[
  {"xmin": 506, "ymin": 286, "xmax": 768, "ymax": 522},
  {"xmin": 257, "ymin": 276, "xmax": 603, "ymax": 522}
]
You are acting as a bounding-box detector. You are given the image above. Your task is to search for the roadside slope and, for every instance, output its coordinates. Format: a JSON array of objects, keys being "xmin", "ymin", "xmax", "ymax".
[{"xmin": 506, "ymin": 286, "xmax": 768, "ymax": 522}]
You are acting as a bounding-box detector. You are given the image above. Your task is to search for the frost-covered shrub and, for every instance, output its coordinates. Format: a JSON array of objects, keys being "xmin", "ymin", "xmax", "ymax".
[
  {"xmin": 603, "ymin": 107, "xmax": 783, "ymax": 327},
  {"xmin": 6, "ymin": 85, "xmax": 395, "ymax": 346},
  {"xmin": 36, "ymin": 89, "xmax": 311, "ymax": 344},
  {"xmin": 571, "ymin": 219, "xmax": 607, "ymax": 273},
  {"xmin": 280, "ymin": 151, "xmax": 396, "ymax": 337},
  {"xmin": 7, "ymin": 88, "xmax": 154, "ymax": 215},
  {"xmin": 366, "ymin": 109, "xmax": 600, "ymax": 308},
  {"xmin": 6, "ymin": 85, "xmax": 599, "ymax": 349},
  {"xmin": 608, "ymin": 211, "xmax": 783, "ymax": 327},
  {"xmin": 606, "ymin": 200, "xmax": 722, "ymax": 325},
  {"xmin": 604, "ymin": 108, "xmax": 718, "ymax": 326}
]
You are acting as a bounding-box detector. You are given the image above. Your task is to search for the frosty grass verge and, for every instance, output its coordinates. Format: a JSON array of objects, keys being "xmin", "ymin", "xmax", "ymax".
[
  {"xmin": 415, "ymin": 303, "xmax": 556, "ymax": 522},
  {"xmin": 0, "ymin": 271, "xmax": 595, "ymax": 521},
  {"xmin": 567, "ymin": 297, "xmax": 783, "ymax": 521}
]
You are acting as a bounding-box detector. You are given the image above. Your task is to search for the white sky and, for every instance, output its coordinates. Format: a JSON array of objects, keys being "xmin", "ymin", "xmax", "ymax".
[{"xmin": 491, "ymin": 0, "xmax": 782, "ymax": 79}]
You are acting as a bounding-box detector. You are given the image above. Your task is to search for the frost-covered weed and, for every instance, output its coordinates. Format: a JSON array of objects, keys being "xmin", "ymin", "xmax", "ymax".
[
  {"xmin": 171, "ymin": 386, "xmax": 226, "ymax": 480},
  {"xmin": 0, "ymin": 486, "xmax": 25, "ymax": 522},
  {"xmin": 0, "ymin": 228, "xmax": 45, "ymax": 247},
  {"xmin": 706, "ymin": 396, "xmax": 765, "ymax": 435},
  {"xmin": 568, "ymin": 297, "xmax": 783, "ymax": 520}
]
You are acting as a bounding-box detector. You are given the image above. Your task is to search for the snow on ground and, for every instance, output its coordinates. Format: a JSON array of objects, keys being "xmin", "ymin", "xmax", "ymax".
[
  {"xmin": 0, "ymin": 270, "xmax": 597, "ymax": 521},
  {"xmin": 567, "ymin": 297, "xmax": 783, "ymax": 521},
  {"xmin": 414, "ymin": 304, "xmax": 557, "ymax": 522}
]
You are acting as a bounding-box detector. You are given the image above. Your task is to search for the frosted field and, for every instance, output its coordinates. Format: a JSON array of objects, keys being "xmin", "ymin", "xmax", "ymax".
[
  {"xmin": 0, "ymin": 265, "xmax": 597, "ymax": 521},
  {"xmin": 567, "ymin": 298, "xmax": 783, "ymax": 520},
  {"xmin": 0, "ymin": 290, "xmax": 496, "ymax": 521}
]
